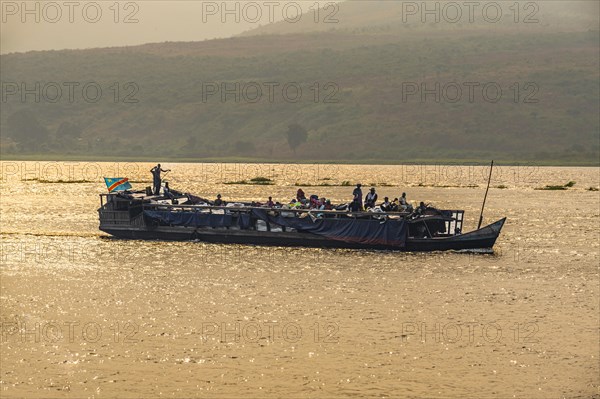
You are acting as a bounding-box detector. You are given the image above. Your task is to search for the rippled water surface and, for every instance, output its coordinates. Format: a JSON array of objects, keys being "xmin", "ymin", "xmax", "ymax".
[{"xmin": 1, "ymin": 162, "xmax": 598, "ymax": 398}]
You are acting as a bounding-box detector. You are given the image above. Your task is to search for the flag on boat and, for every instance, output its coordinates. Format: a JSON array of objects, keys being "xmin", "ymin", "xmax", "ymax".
[{"xmin": 104, "ymin": 177, "xmax": 132, "ymax": 192}]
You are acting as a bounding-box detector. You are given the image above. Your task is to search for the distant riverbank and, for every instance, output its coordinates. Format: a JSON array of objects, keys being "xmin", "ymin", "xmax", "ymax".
[{"xmin": 2, "ymin": 154, "xmax": 598, "ymax": 167}]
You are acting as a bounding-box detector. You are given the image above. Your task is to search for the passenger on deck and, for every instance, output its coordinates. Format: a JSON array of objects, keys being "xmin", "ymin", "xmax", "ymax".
[
  {"xmin": 266, "ymin": 196, "xmax": 275, "ymax": 207},
  {"xmin": 319, "ymin": 197, "xmax": 327, "ymax": 209},
  {"xmin": 390, "ymin": 198, "xmax": 399, "ymax": 212},
  {"xmin": 214, "ymin": 194, "xmax": 224, "ymax": 206},
  {"xmin": 380, "ymin": 197, "xmax": 392, "ymax": 211},
  {"xmin": 308, "ymin": 195, "xmax": 320, "ymax": 209},
  {"xmin": 289, "ymin": 198, "xmax": 301, "ymax": 209},
  {"xmin": 151, "ymin": 163, "xmax": 170, "ymax": 195},
  {"xmin": 416, "ymin": 201, "xmax": 427, "ymax": 215},
  {"xmin": 352, "ymin": 183, "xmax": 363, "ymax": 209},
  {"xmin": 323, "ymin": 199, "xmax": 333, "ymax": 210},
  {"xmin": 315, "ymin": 198, "xmax": 324, "ymax": 210},
  {"xmin": 365, "ymin": 187, "xmax": 378, "ymax": 209},
  {"xmin": 169, "ymin": 185, "xmax": 183, "ymax": 197},
  {"xmin": 349, "ymin": 198, "xmax": 362, "ymax": 212},
  {"xmin": 399, "ymin": 192, "xmax": 408, "ymax": 211},
  {"xmin": 296, "ymin": 188, "xmax": 306, "ymax": 202},
  {"xmin": 163, "ymin": 182, "xmax": 174, "ymax": 199},
  {"xmin": 314, "ymin": 198, "xmax": 329, "ymax": 217}
]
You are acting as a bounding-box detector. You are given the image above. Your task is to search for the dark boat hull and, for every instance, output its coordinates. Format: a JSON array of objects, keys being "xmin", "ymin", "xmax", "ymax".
[{"xmin": 100, "ymin": 218, "xmax": 506, "ymax": 252}]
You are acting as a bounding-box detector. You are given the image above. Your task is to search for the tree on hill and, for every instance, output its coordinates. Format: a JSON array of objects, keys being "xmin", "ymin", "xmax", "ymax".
[
  {"xmin": 286, "ymin": 123, "xmax": 308, "ymax": 155},
  {"xmin": 55, "ymin": 121, "xmax": 83, "ymax": 149},
  {"xmin": 56, "ymin": 121, "xmax": 82, "ymax": 140},
  {"xmin": 6, "ymin": 110, "xmax": 49, "ymax": 152}
]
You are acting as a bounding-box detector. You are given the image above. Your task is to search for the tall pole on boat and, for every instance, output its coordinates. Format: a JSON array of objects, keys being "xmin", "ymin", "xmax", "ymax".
[{"xmin": 477, "ymin": 160, "xmax": 494, "ymax": 229}]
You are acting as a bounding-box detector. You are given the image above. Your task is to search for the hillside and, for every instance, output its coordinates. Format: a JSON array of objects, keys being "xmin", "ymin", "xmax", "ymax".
[
  {"xmin": 1, "ymin": 1, "xmax": 598, "ymax": 164},
  {"xmin": 239, "ymin": 0, "xmax": 599, "ymax": 36}
]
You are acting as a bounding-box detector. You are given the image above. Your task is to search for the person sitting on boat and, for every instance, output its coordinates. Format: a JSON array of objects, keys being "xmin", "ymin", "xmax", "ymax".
[
  {"xmin": 163, "ymin": 182, "xmax": 174, "ymax": 199},
  {"xmin": 323, "ymin": 199, "xmax": 333, "ymax": 210},
  {"xmin": 214, "ymin": 194, "xmax": 224, "ymax": 206},
  {"xmin": 319, "ymin": 197, "xmax": 328, "ymax": 209},
  {"xmin": 266, "ymin": 196, "xmax": 275, "ymax": 207},
  {"xmin": 313, "ymin": 198, "xmax": 320, "ymax": 210},
  {"xmin": 352, "ymin": 183, "xmax": 363, "ymax": 209},
  {"xmin": 311, "ymin": 197, "xmax": 329, "ymax": 217},
  {"xmin": 165, "ymin": 182, "xmax": 183, "ymax": 197},
  {"xmin": 400, "ymin": 193, "xmax": 414, "ymax": 212},
  {"xmin": 288, "ymin": 198, "xmax": 301, "ymax": 208},
  {"xmin": 296, "ymin": 188, "xmax": 306, "ymax": 202},
  {"xmin": 380, "ymin": 197, "xmax": 392, "ymax": 211},
  {"xmin": 399, "ymin": 192, "xmax": 408, "ymax": 209},
  {"xmin": 365, "ymin": 187, "xmax": 378, "ymax": 209},
  {"xmin": 349, "ymin": 197, "xmax": 362, "ymax": 212},
  {"xmin": 416, "ymin": 201, "xmax": 427, "ymax": 215},
  {"xmin": 312, "ymin": 198, "xmax": 323, "ymax": 217},
  {"xmin": 389, "ymin": 198, "xmax": 399, "ymax": 212},
  {"xmin": 151, "ymin": 163, "xmax": 170, "ymax": 195}
]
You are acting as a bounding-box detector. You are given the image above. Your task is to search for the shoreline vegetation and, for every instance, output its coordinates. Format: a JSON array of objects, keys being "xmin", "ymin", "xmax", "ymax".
[
  {"xmin": 535, "ymin": 181, "xmax": 577, "ymax": 191},
  {"xmin": 1, "ymin": 154, "xmax": 599, "ymax": 167},
  {"xmin": 14, "ymin": 175, "xmax": 599, "ymax": 192}
]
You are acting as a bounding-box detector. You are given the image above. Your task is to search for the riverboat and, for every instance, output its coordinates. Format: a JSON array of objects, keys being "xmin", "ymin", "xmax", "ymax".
[{"xmin": 98, "ymin": 190, "xmax": 505, "ymax": 252}]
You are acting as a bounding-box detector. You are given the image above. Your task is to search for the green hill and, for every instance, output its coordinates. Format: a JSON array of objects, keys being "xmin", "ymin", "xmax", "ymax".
[{"xmin": 1, "ymin": 1, "xmax": 598, "ymax": 164}]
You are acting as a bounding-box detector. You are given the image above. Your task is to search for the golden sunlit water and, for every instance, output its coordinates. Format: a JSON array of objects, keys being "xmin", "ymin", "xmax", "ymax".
[{"xmin": 1, "ymin": 161, "xmax": 598, "ymax": 398}]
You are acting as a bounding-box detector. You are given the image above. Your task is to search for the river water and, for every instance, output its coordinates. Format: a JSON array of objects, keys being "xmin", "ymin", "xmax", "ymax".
[{"xmin": 0, "ymin": 161, "xmax": 598, "ymax": 398}]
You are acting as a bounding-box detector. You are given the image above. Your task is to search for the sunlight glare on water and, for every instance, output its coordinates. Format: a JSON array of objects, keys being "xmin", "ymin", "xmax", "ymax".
[{"xmin": 0, "ymin": 162, "xmax": 598, "ymax": 398}]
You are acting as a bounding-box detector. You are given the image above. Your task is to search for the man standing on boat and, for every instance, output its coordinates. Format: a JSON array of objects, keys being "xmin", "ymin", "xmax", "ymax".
[
  {"xmin": 151, "ymin": 163, "xmax": 170, "ymax": 195},
  {"xmin": 352, "ymin": 183, "xmax": 363, "ymax": 210}
]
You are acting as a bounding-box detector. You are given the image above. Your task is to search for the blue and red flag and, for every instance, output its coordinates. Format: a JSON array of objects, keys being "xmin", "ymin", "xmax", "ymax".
[{"xmin": 104, "ymin": 177, "xmax": 132, "ymax": 192}]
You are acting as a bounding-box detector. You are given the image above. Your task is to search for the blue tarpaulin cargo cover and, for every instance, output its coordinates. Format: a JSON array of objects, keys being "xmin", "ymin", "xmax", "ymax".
[
  {"xmin": 144, "ymin": 210, "xmax": 233, "ymax": 228},
  {"xmin": 251, "ymin": 209, "xmax": 407, "ymax": 247},
  {"xmin": 143, "ymin": 209, "xmax": 408, "ymax": 247}
]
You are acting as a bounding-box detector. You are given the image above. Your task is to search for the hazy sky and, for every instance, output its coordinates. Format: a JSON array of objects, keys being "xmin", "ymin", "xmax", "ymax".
[{"xmin": 1, "ymin": 1, "xmax": 337, "ymax": 54}]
